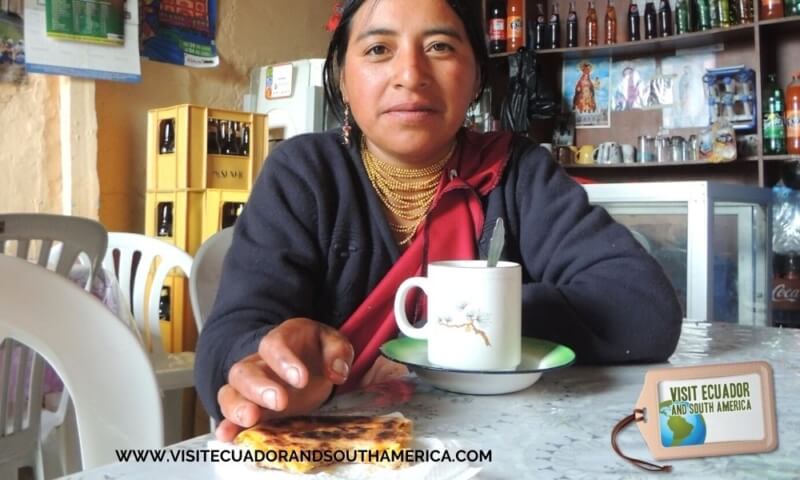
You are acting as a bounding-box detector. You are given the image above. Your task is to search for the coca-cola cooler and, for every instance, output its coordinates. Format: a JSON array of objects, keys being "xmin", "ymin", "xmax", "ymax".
[{"xmin": 584, "ymin": 181, "xmax": 772, "ymax": 326}]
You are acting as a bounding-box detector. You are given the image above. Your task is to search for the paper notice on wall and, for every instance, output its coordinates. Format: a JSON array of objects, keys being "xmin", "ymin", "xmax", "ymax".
[
  {"xmin": 45, "ymin": 0, "xmax": 125, "ymax": 46},
  {"xmin": 139, "ymin": 0, "xmax": 219, "ymax": 68},
  {"xmin": 24, "ymin": 0, "xmax": 140, "ymax": 82},
  {"xmin": 264, "ymin": 63, "xmax": 293, "ymax": 99}
]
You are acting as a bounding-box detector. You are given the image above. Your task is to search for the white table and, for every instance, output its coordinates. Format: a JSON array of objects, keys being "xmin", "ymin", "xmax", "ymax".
[{"xmin": 64, "ymin": 322, "xmax": 800, "ymax": 479}]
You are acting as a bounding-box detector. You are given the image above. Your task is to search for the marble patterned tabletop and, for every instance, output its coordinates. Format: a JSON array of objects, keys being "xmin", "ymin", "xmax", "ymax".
[{"xmin": 65, "ymin": 322, "xmax": 800, "ymax": 479}]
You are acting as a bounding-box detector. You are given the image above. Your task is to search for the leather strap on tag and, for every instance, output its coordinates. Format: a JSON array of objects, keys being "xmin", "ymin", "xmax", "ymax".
[{"xmin": 611, "ymin": 409, "xmax": 673, "ymax": 473}]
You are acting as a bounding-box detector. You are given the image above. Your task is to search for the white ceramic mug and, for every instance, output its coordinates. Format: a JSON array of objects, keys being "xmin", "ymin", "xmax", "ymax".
[
  {"xmin": 394, "ymin": 260, "xmax": 521, "ymax": 371},
  {"xmin": 593, "ymin": 141, "xmax": 622, "ymax": 164}
]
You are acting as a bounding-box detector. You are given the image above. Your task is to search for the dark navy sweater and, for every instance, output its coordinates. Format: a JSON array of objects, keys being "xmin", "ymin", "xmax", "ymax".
[{"xmin": 195, "ymin": 130, "xmax": 683, "ymax": 420}]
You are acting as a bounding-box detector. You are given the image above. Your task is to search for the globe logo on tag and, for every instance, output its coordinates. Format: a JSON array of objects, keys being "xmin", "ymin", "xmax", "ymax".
[{"xmin": 659, "ymin": 400, "xmax": 707, "ymax": 447}]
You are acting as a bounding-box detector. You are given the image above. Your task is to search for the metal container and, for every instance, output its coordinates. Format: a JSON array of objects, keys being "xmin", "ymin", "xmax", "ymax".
[{"xmin": 638, "ymin": 135, "xmax": 656, "ymax": 163}]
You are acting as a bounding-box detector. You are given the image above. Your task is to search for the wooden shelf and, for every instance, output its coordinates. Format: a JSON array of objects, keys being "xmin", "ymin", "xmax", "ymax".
[
  {"xmin": 758, "ymin": 16, "xmax": 800, "ymax": 28},
  {"xmin": 488, "ymin": 51, "xmax": 516, "ymax": 59},
  {"xmin": 563, "ymin": 160, "xmax": 746, "ymax": 168},
  {"xmin": 535, "ymin": 23, "xmax": 754, "ymax": 59},
  {"xmin": 763, "ymin": 154, "xmax": 800, "ymax": 162}
]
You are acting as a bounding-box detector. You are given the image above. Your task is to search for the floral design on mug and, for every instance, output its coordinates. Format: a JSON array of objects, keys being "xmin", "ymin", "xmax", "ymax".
[{"xmin": 437, "ymin": 302, "xmax": 491, "ymax": 347}]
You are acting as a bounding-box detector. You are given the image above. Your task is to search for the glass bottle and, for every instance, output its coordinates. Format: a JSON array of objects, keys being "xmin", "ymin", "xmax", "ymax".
[
  {"xmin": 628, "ymin": 0, "xmax": 641, "ymax": 40},
  {"xmin": 760, "ymin": 0, "xmax": 784, "ymax": 18},
  {"xmin": 696, "ymin": 0, "xmax": 712, "ymax": 29},
  {"xmin": 763, "ymin": 74, "xmax": 787, "ymax": 155},
  {"xmin": 708, "ymin": 0, "xmax": 720, "ymax": 27},
  {"xmin": 586, "ymin": 1, "xmax": 599, "ymax": 46},
  {"xmin": 644, "ymin": 1, "xmax": 658, "ymax": 38},
  {"xmin": 567, "ymin": 2, "xmax": 579, "ymax": 47},
  {"xmin": 534, "ymin": 3, "xmax": 546, "ymax": 49},
  {"xmin": 231, "ymin": 122, "xmax": 242, "ymax": 155},
  {"xmin": 488, "ymin": 0, "xmax": 507, "ymax": 53},
  {"xmin": 786, "ymin": 0, "xmax": 800, "ymax": 15},
  {"xmin": 156, "ymin": 202, "xmax": 173, "ymax": 237},
  {"xmin": 506, "ymin": 0, "xmax": 525, "ymax": 52},
  {"xmin": 241, "ymin": 124, "xmax": 250, "ymax": 156},
  {"xmin": 605, "ymin": 0, "xmax": 618, "ymax": 44},
  {"xmin": 718, "ymin": 0, "xmax": 731, "ymax": 26},
  {"xmin": 159, "ymin": 119, "xmax": 175, "ymax": 154},
  {"xmin": 221, "ymin": 202, "xmax": 246, "ymax": 229},
  {"xmin": 658, "ymin": 0, "xmax": 673, "ymax": 36},
  {"xmin": 736, "ymin": 0, "xmax": 753, "ymax": 22},
  {"xmin": 207, "ymin": 118, "xmax": 220, "ymax": 154},
  {"xmin": 548, "ymin": 2, "xmax": 561, "ymax": 48},
  {"xmin": 675, "ymin": 0, "xmax": 690, "ymax": 33},
  {"xmin": 219, "ymin": 121, "xmax": 231, "ymax": 155},
  {"xmin": 158, "ymin": 286, "xmax": 171, "ymax": 321},
  {"xmin": 787, "ymin": 73, "xmax": 800, "ymax": 155}
]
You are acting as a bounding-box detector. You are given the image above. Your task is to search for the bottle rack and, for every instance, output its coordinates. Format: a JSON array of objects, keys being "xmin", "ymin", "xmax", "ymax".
[
  {"xmin": 145, "ymin": 104, "xmax": 268, "ymax": 352},
  {"xmin": 479, "ymin": 0, "xmax": 800, "ymax": 187}
]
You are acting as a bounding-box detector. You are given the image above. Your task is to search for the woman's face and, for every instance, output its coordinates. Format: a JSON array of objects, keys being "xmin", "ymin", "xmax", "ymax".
[{"xmin": 341, "ymin": 0, "xmax": 479, "ymax": 165}]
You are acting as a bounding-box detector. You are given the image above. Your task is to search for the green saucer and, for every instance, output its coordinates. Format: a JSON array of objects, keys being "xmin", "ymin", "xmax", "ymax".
[{"xmin": 380, "ymin": 337, "xmax": 575, "ymax": 395}]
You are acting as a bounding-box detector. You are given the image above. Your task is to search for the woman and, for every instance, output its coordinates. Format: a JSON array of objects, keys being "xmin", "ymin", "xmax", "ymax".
[{"xmin": 195, "ymin": 0, "xmax": 682, "ymax": 441}]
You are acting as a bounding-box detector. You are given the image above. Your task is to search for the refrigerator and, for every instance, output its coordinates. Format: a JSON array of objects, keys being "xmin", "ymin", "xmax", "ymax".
[{"xmin": 584, "ymin": 181, "xmax": 772, "ymax": 326}]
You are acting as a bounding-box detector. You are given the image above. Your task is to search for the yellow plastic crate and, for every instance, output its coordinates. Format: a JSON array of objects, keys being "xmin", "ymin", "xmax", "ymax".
[
  {"xmin": 201, "ymin": 189, "xmax": 250, "ymax": 242},
  {"xmin": 144, "ymin": 190, "xmax": 205, "ymax": 254},
  {"xmin": 146, "ymin": 104, "xmax": 268, "ymax": 191}
]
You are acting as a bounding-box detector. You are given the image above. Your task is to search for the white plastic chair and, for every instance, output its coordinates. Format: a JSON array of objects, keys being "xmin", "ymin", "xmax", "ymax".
[
  {"xmin": 0, "ymin": 213, "xmax": 107, "ymax": 290},
  {"xmin": 0, "ymin": 255, "xmax": 163, "ymax": 476},
  {"xmin": 101, "ymin": 233, "xmax": 194, "ymax": 445},
  {"xmin": 189, "ymin": 227, "xmax": 233, "ymax": 432},
  {"xmin": 189, "ymin": 227, "xmax": 233, "ymax": 330},
  {"xmin": 0, "ymin": 213, "xmax": 108, "ymax": 479}
]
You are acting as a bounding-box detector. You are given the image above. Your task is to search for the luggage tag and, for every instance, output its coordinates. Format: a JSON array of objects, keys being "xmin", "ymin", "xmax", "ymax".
[{"xmin": 611, "ymin": 361, "xmax": 778, "ymax": 472}]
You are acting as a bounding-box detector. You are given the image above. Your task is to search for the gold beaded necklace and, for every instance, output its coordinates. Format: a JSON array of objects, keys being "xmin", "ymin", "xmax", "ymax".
[{"xmin": 361, "ymin": 136, "xmax": 456, "ymax": 246}]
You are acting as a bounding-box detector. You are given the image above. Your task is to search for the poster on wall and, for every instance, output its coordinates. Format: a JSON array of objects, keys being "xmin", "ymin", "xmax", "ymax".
[
  {"xmin": 662, "ymin": 53, "xmax": 715, "ymax": 129},
  {"xmin": 611, "ymin": 58, "xmax": 656, "ymax": 111},
  {"xmin": 24, "ymin": 0, "xmax": 141, "ymax": 82},
  {"xmin": 0, "ymin": 0, "xmax": 25, "ymax": 83},
  {"xmin": 139, "ymin": 0, "xmax": 219, "ymax": 68},
  {"xmin": 45, "ymin": 0, "xmax": 125, "ymax": 45},
  {"xmin": 562, "ymin": 57, "xmax": 611, "ymax": 128}
]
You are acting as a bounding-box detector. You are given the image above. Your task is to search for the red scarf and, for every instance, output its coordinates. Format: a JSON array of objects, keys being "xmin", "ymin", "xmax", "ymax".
[{"xmin": 338, "ymin": 131, "xmax": 513, "ymax": 391}]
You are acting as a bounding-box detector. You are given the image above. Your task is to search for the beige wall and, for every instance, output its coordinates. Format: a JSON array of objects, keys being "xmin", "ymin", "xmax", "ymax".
[
  {"xmin": 97, "ymin": 0, "xmax": 335, "ymax": 232},
  {"xmin": 0, "ymin": 75, "xmax": 63, "ymax": 213}
]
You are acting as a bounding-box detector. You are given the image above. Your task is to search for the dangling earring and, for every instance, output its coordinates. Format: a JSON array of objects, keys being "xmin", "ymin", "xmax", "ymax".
[{"xmin": 341, "ymin": 103, "xmax": 352, "ymax": 146}]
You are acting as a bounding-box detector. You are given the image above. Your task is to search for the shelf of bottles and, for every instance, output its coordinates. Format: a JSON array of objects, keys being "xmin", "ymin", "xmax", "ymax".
[
  {"xmin": 484, "ymin": 0, "xmax": 761, "ymax": 60},
  {"xmin": 145, "ymin": 104, "xmax": 267, "ymax": 352}
]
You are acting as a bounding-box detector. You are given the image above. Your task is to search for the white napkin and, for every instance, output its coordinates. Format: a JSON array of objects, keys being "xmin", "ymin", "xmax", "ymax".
[{"xmin": 208, "ymin": 437, "xmax": 482, "ymax": 480}]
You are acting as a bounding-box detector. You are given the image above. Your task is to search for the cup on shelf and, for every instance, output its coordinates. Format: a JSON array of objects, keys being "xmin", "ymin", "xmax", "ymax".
[
  {"xmin": 637, "ymin": 135, "xmax": 656, "ymax": 163},
  {"xmin": 557, "ymin": 146, "xmax": 578, "ymax": 165},
  {"xmin": 576, "ymin": 145, "xmax": 596, "ymax": 165},
  {"xmin": 621, "ymin": 144, "xmax": 636, "ymax": 163},
  {"xmin": 593, "ymin": 142, "xmax": 622, "ymax": 164}
]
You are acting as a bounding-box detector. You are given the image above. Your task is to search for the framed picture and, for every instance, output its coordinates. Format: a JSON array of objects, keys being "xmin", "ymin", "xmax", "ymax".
[
  {"xmin": 562, "ymin": 57, "xmax": 611, "ymax": 128},
  {"xmin": 611, "ymin": 58, "xmax": 657, "ymax": 112}
]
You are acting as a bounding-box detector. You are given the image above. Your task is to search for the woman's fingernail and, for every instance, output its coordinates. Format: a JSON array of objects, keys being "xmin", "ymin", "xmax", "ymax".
[
  {"xmin": 332, "ymin": 358, "xmax": 349, "ymax": 378},
  {"xmin": 262, "ymin": 388, "xmax": 277, "ymax": 410},
  {"xmin": 286, "ymin": 366, "xmax": 301, "ymax": 387},
  {"xmin": 234, "ymin": 405, "xmax": 245, "ymax": 423}
]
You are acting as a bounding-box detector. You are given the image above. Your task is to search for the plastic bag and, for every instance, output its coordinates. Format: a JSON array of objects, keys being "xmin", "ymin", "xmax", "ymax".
[
  {"xmin": 500, "ymin": 50, "xmax": 557, "ymax": 133},
  {"xmin": 772, "ymin": 182, "xmax": 800, "ymax": 254}
]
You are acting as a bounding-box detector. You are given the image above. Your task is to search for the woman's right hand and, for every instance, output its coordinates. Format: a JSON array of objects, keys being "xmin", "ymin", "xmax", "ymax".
[{"xmin": 214, "ymin": 317, "xmax": 354, "ymax": 441}]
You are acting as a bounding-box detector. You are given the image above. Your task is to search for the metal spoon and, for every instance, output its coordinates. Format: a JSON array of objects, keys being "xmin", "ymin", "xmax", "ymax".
[{"xmin": 486, "ymin": 218, "xmax": 505, "ymax": 267}]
